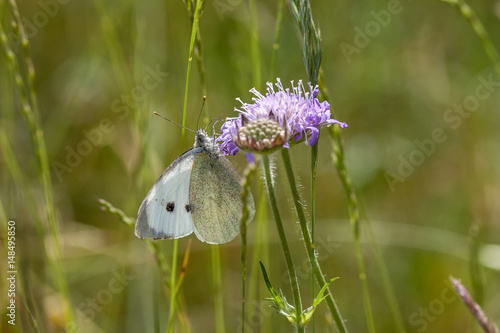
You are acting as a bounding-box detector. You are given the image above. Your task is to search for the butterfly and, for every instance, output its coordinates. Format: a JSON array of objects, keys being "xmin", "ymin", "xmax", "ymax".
[{"xmin": 135, "ymin": 128, "xmax": 255, "ymax": 244}]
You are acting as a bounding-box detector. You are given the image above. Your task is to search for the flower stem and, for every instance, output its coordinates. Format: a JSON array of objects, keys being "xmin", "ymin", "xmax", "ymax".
[
  {"xmin": 262, "ymin": 155, "xmax": 303, "ymax": 331},
  {"xmin": 240, "ymin": 162, "xmax": 257, "ymax": 333},
  {"xmin": 281, "ymin": 149, "xmax": 348, "ymax": 333},
  {"xmin": 310, "ymin": 141, "xmax": 319, "ymax": 333}
]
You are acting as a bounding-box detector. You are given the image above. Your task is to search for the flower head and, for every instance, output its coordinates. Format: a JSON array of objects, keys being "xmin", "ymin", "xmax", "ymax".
[{"xmin": 218, "ymin": 79, "xmax": 347, "ymax": 156}]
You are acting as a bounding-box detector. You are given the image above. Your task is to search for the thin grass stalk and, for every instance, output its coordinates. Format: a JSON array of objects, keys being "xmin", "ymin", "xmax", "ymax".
[
  {"xmin": 280, "ymin": 148, "xmax": 347, "ymax": 333},
  {"xmin": 93, "ymin": 0, "xmax": 133, "ymax": 91},
  {"xmin": 167, "ymin": 239, "xmax": 179, "ymax": 333},
  {"xmin": 3, "ymin": 2, "xmax": 76, "ymax": 328},
  {"xmin": 172, "ymin": 240, "xmax": 193, "ymax": 300},
  {"xmin": 0, "ymin": 130, "xmax": 46, "ymax": 253},
  {"xmin": 286, "ymin": 2, "xmax": 356, "ymax": 330},
  {"xmin": 184, "ymin": 2, "xmax": 225, "ymax": 329},
  {"xmin": 240, "ymin": 193, "xmax": 247, "ymax": 333},
  {"xmin": 249, "ymin": 0, "xmax": 262, "ymax": 90},
  {"xmin": 269, "ymin": 0, "xmax": 284, "ymax": 80},
  {"xmin": 261, "ymin": 155, "xmax": 303, "ymax": 332},
  {"xmin": 310, "ymin": 142, "xmax": 318, "ymax": 332},
  {"xmin": 97, "ymin": 199, "xmax": 172, "ymax": 280},
  {"xmin": 469, "ymin": 224, "xmax": 484, "ymax": 304},
  {"xmin": 327, "ymin": 122, "xmax": 375, "ymax": 333},
  {"xmin": 363, "ymin": 216, "xmax": 406, "ymax": 332},
  {"xmin": 0, "ymin": 132, "xmax": 45, "ymax": 329},
  {"xmin": 245, "ymin": 2, "xmax": 283, "ymax": 330},
  {"xmin": 348, "ymin": 170, "xmax": 403, "ymax": 330},
  {"xmin": 287, "ymin": 0, "xmax": 321, "ymax": 85},
  {"xmin": 211, "ymin": 245, "xmax": 225, "ymax": 333},
  {"xmin": 154, "ymin": 277, "xmax": 160, "ymax": 333},
  {"xmin": 183, "ymin": 1, "xmax": 223, "ymax": 330},
  {"xmin": 183, "ymin": 0, "xmax": 209, "ymax": 122},
  {"xmin": 441, "ymin": 0, "xmax": 500, "ymax": 75},
  {"xmin": 168, "ymin": 1, "xmax": 205, "ymax": 331},
  {"xmin": 97, "ymin": 199, "xmax": 195, "ymax": 331},
  {"xmin": 180, "ymin": 0, "xmax": 205, "ymax": 150},
  {"xmin": 450, "ymin": 277, "xmax": 499, "ymax": 333}
]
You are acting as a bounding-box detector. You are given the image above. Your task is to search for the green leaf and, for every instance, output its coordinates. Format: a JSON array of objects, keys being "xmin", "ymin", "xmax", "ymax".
[
  {"xmin": 259, "ymin": 262, "xmax": 297, "ymax": 325},
  {"xmin": 300, "ymin": 278, "xmax": 338, "ymax": 326}
]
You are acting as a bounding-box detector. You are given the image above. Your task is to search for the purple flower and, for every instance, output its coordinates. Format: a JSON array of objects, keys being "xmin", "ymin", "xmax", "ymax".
[{"xmin": 218, "ymin": 78, "xmax": 347, "ymax": 156}]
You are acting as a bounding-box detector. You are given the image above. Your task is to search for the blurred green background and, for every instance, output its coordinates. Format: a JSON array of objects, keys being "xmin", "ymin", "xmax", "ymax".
[{"xmin": 1, "ymin": 0, "xmax": 500, "ymax": 332}]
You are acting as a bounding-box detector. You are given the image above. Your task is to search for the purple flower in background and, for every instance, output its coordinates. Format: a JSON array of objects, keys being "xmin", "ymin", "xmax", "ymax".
[{"xmin": 218, "ymin": 78, "xmax": 347, "ymax": 156}]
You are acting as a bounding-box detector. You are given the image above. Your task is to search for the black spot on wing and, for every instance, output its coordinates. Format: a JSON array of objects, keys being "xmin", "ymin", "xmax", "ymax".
[
  {"xmin": 166, "ymin": 201, "xmax": 175, "ymax": 212},
  {"xmin": 185, "ymin": 204, "xmax": 192, "ymax": 213}
]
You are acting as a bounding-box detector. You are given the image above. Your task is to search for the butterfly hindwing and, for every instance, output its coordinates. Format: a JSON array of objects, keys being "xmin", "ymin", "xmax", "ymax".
[
  {"xmin": 189, "ymin": 152, "xmax": 256, "ymax": 244},
  {"xmin": 135, "ymin": 148, "xmax": 201, "ymax": 239}
]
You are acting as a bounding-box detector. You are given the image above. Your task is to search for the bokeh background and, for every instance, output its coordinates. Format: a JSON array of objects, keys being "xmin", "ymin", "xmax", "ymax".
[{"xmin": 1, "ymin": 0, "xmax": 500, "ymax": 332}]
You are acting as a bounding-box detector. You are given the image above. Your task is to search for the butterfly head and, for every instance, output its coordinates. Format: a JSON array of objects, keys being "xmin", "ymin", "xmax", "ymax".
[{"xmin": 194, "ymin": 129, "xmax": 220, "ymax": 158}]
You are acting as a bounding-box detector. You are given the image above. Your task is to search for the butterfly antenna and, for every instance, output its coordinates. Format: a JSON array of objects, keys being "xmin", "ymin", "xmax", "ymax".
[
  {"xmin": 196, "ymin": 96, "xmax": 207, "ymax": 130},
  {"xmin": 153, "ymin": 112, "xmax": 196, "ymax": 133},
  {"xmin": 205, "ymin": 117, "xmax": 224, "ymax": 132}
]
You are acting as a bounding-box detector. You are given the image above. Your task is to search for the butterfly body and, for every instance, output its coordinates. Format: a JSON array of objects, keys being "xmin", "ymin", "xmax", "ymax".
[{"xmin": 136, "ymin": 129, "xmax": 255, "ymax": 244}]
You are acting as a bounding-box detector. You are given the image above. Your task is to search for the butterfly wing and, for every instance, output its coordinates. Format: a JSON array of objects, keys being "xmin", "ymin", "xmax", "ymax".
[
  {"xmin": 135, "ymin": 148, "xmax": 201, "ymax": 239},
  {"xmin": 189, "ymin": 153, "xmax": 255, "ymax": 244}
]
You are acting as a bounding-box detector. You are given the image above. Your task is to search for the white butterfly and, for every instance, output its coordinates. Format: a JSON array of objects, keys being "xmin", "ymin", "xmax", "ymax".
[{"xmin": 135, "ymin": 129, "xmax": 255, "ymax": 244}]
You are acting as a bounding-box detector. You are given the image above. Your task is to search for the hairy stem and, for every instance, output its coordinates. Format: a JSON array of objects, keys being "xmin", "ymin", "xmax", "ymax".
[
  {"xmin": 262, "ymin": 155, "xmax": 302, "ymax": 331},
  {"xmin": 281, "ymin": 149, "xmax": 348, "ymax": 333}
]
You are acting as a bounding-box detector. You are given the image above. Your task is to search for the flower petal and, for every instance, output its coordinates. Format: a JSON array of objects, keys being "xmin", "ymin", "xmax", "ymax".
[
  {"xmin": 245, "ymin": 152, "xmax": 256, "ymax": 164},
  {"xmin": 307, "ymin": 127, "xmax": 320, "ymax": 146}
]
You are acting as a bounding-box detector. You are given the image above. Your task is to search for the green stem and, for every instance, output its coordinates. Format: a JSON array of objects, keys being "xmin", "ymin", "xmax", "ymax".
[
  {"xmin": 281, "ymin": 149, "xmax": 348, "ymax": 333},
  {"xmin": 365, "ymin": 220, "xmax": 406, "ymax": 332},
  {"xmin": 240, "ymin": 204, "xmax": 247, "ymax": 332},
  {"xmin": 327, "ymin": 122, "xmax": 375, "ymax": 333},
  {"xmin": 469, "ymin": 224, "xmax": 484, "ymax": 304},
  {"xmin": 167, "ymin": 239, "xmax": 178, "ymax": 333},
  {"xmin": 442, "ymin": 0, "xmax": 500, "ymax": 75},
  {"xmin": 184, "ymin": 0, "xmax": 209, "ymax": 123},
  {"xmin": 93, "ymin": 0, "xmax": 133, "ymax": 91},
  {"xmin": 181, "ymin": 0, "xmax": 204, "ymax": 150},
  {"xmin": 247, "ymin": 182, "xmax": 270, "ymax": 331},
  {"xmin": 269, "ymin": 0, "xmax": 284, "ymax": 80},
  {"xmin": 262, "ymin": 155, "xmax": 302, "ymax": 331},
  {"xmin": 310, "ymin": 142, "xmax": 318, "ymax": 333},
  {"xmin": 167, "ymin": 1, "xmax": 204, "ymax": 331},
  {"xmin": 240, "ymin": 162, "xmax": 256, "ymax": 333},
  {"xmin": 249, "ymin": 0, "xmax": 261, "ymax": 90},
  {"xmin": 211, "ymin": 245, "xmax": 225, "ymax": 333}
]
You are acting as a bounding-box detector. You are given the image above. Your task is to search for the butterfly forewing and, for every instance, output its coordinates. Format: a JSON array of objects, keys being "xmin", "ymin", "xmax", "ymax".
[
  {"xmin": 189, "ymin": 153, "xmax": 255, "ymax": 244},
  {"xmin": 135, "ymin": 148, "xmax": 200, "ymax": 239}
]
